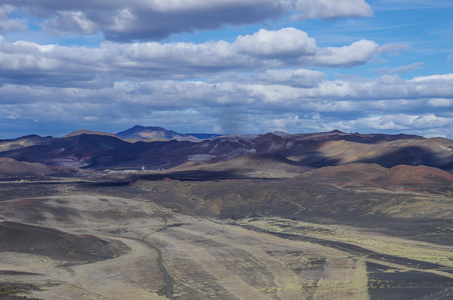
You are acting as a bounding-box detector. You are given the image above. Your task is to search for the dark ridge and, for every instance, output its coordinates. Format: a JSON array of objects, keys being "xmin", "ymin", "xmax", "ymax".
[
  {"xmin": 129, "ymin": 170, "xmax": 247, "ymax": 181},
  {"xmin": 0, "ymin": 221, "xmax": 129, "ymax": 262}
]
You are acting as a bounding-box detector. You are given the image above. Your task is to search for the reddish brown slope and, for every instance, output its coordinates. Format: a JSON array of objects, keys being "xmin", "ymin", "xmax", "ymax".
[
  {"xmin": 0, "ymin": 158, "xmax": 56, "ymax": 179},
  {"xmin": 297, "ymin": 163, "xmax": 453, "ymax": 192},
  {"xmin": 297, "ymin": 163, "xmax": 386, "ymax": 184},
  {"xmin": 372, "ymin": 165, "xmax": 453, "ymax": 186}
]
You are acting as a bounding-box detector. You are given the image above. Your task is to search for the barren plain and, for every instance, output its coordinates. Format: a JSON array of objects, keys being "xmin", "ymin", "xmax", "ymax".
[{"xmin": 1, "ymin": 169, "xmax": 452, "ymax": 300}]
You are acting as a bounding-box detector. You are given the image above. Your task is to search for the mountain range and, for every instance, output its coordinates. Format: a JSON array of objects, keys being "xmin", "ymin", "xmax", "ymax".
[{"xmin": 1, "ymin": 125, "xmax": 453, "ymax": 178}]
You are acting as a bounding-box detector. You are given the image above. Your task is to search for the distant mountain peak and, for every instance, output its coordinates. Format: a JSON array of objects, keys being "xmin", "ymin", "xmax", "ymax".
[
  {"xmin": 116, "ymin": 125, "xmax": 199, "ymax": 142},
  {"xmin": 62, "ymin": 129, "xmax": 116, "ymax": 138},
  {"xmin": 129, "ymin": 125, "xmax": 165, "ymax": 131},
  {"xmin": 272, "ymin": 131, "xmax": 291, "ymax": 137}
]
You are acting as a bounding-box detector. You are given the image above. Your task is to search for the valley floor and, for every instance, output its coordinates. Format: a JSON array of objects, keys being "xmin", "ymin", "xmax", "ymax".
[{"xmin": 0, "ymin": 181, "xmax": 452, "ymax": 299}]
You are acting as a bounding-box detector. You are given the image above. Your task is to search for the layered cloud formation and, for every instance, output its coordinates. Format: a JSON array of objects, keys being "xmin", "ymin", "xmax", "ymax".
[
  {"xmin": 2, "ymin": 1, "xmax": 372, "ymax": 40},
  {"xmin": 0, "ymin": 28, "xmax": 380, "ymax": 84},
  {"xmin": 0, "ymin": 1, "xmax": 452, "ymax": 138}
]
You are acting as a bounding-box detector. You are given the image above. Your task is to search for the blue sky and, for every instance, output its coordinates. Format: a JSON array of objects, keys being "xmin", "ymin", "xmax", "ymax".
[{"xmin": 0, "ymin": 0, "xmax": 452, "ymax": 138}]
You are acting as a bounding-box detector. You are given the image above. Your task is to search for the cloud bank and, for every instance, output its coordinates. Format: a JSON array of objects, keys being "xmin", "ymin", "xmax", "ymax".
[
  {"xmin": 0, "ymin": 1, "xmax": 452, "ymax": 139},
  {"xmin": 1, "ymin": 0, "xmax": 372, "ymax": 41},
  {"xmin": 0, "ymin": 28, "xmax": 380, "ymax": 87},
  {"xmin": 1, "ymin": 25, "xmax": 452, "ymax": 137}
]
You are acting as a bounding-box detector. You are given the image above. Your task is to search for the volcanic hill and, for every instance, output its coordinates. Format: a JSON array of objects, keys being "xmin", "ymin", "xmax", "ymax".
[
  {"xmin": 1, "ymin": 127, "xmax": 453, "ymax": 173},
  {"xmin": 116, "ymin": 125, "xmax": 200, "ymax": 142}
]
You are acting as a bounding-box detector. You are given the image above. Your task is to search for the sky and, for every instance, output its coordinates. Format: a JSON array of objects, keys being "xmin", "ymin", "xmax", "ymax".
[{"xmin": 0, "ymin": 0, "xmax": 453, "ymax": 139}]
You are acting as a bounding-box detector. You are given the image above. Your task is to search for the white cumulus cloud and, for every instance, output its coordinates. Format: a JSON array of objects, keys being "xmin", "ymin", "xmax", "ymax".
[{"xmin": 235, "ymin": 27, "xmax": 317, "ymax": 58}]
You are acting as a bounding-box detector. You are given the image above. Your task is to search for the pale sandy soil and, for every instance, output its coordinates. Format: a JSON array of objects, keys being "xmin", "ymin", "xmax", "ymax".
[{"xmin": 0, "ymin": 190, "xmax": 452, "ymax": 299}]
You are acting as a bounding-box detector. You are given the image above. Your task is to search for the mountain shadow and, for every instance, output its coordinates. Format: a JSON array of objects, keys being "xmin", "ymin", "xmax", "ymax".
[{"xmin": 358, "ymin": 146, "xmax": 440, "ymax": 168}]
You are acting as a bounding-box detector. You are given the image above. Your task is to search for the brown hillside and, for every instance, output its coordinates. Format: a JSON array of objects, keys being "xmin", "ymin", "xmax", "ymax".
[
  {"xmin": 0, "ymin": 158, "xmax": 56, "ymax": 178},
  {"xmin": 172, "ymin": 153, "xmax": 310, "ymax": 178},
  {"xmin": 315, "ymin": 138, "xmax": 452, "ymax": 167},
  {"xmin": 372, "ymin": 165, "xmax": 453, "ymax": 186},
  {"xmin": 297, "ymin": 163, "xmax": 386, "ymax": 183},
  {"xmin": 62, "ymin": 129, "xmax": 117, "ymax": 138},
  {"xmin": 0, "ymin": 135, "xmax": 52, "ymax": 152}
]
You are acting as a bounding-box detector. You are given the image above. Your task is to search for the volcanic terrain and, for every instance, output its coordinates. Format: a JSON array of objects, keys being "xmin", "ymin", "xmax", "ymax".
[{"xmin": 0, "ymin": 126, "xmax": 452, "ymax": 299}]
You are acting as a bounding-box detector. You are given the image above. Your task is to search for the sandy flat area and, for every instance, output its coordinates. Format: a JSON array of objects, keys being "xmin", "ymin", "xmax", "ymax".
[{"xmin": 0, "ymin": 182, "xmax": 452, "ymax": 299}]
